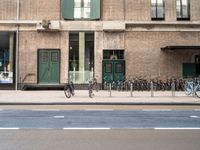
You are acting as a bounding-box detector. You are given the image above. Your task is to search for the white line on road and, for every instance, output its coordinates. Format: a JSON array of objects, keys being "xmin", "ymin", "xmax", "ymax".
[
  {"xmin": 32, "ymin": 109, "xmax": 60, "ymax": 111},
  {"xmin": 194, "ymin": 109, "xmax": 200, "ymax": 111},
  {"xmin": 0, "ymin": 128, "xmax": 20, "ymax": 130},
  {"xmin": 154, "ymin": 128, "xmax": 200, "ymax": 130},
  {"xmin": 142, "ymin": 109, "xmax": 172, "ymax": 111},
  {"xmin": 53, "ymin": 116, "xmax": 65, "ymax": 119},
  {"xmin": 190, "ymin": 115, "xmax": 200, "ymax": 118},
  {"xmin": 63, "ymin": 128, "xmax": 111, "ymax": 130},
  {"xmin": 84, "ymin": 109, "xmax": 114, "ymax": 111}
]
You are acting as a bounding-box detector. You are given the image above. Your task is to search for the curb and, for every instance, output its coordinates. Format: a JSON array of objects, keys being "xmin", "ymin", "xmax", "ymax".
[{"xmin": 0, "ymin": 102, "xmax": 200, "ymax": 105}]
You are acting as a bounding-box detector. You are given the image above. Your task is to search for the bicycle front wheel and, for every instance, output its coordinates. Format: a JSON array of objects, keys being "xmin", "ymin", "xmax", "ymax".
[
  {"xmin": 184, "ymin": 84, "xmax": 192, "ymax": 95},
  {"xmin": 64, "ymin": 86, "xmax": 71, "ymax": 98},
  {"xmin": 195, "ymin": 86, "xmax": 200, "ymax": 98}
]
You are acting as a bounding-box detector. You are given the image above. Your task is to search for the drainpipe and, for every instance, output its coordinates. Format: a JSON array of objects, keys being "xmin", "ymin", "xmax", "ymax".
[{"xmin": 15, "ymin": 0, "xmax": 20, "ymax": 90}]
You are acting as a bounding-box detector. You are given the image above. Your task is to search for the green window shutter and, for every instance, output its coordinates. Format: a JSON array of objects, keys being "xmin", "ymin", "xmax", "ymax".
[
  {"xmin": 90, "ymin": 0, "xmax": 100, "ymax": 20},
  {"xmin": 62, "ymin": 0, "xmax": 74, "ymax": 20}
]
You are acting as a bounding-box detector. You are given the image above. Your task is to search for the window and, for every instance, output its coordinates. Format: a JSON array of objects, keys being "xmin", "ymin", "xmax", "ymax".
[
  {"xmin": 0, "ymin": 32, "xmax": 15, "ymax": 84},
  {"xmin": 176, "ymin": 0, "xmax": 190, "ymax": 20},
  {"xmin": 103, "ymin": 50, "xmax": 124, "ymax": 60},
  {"xmin": 74, "ymin": 0, "xmax": 91, "ymax": 19},
  {"xmin": 151, "ymin": 0, "xmax": 165, "ymax": 20},
  {"xmin": 62, "ymin": 0, "xmax": 100, "ymax": 20},
  {"xmin": 69, "ymin": 32, "xmax": 94, "ymax": 83}
]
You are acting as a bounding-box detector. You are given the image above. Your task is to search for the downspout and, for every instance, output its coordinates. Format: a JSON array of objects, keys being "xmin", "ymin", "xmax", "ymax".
[{"xmin": 15, "ymin": 0, "xmax": 20, "ymax": 90}]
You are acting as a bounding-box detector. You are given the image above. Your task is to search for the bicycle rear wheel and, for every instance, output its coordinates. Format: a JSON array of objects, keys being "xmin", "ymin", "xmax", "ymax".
[
  {"xmin": 64, "ymin": 86, "xmax": 71, "ymax": 98},
  {"xmin": 184, "ymin": 84, "xmax": 192, "ymax": 95},
  {"xmin": 195, "ymin": 86, "xmax": 200, "ymax": 98}
]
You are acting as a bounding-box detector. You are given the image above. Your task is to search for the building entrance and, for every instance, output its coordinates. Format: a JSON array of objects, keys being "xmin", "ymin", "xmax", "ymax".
[
  {"xmin": 182, "ymin": 54, "xmax": 200, "ymax": 78},
  {"xmin": 102, "ymin": 50, "xmax": 125, "ymax": 87},
  {"xmin": 38, "ymin": 49, "xmax": 60, "ymax": 84}
]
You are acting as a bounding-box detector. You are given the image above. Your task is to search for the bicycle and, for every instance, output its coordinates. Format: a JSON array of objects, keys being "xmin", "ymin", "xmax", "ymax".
[
  {"xmin": 88, "ymin": 80, "xmax": 94, "ymax": 98},
  {"xmin": 64, "ymin": 80, "xmax": 75, "ymax": 98},
  {"xmin": 184, "ymin": 79, "xmax": 200, "ymax": 98},
  {"xmin": 88, "ymin": 78, "xmax": 100, "ymax": 98}
]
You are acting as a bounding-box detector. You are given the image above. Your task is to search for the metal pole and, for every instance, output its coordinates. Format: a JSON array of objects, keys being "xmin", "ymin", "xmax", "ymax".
[
  {"xmin": 171, "ymin": 81, "xmax": 175, "ymax": 97},
  {"xmin": 130, "ymin": 83, "xmax": 133, "ymax": 97},
  {"xmin": 150, "ymin": 81, "xmax": 154, "ymax": 97},
  {"xmin": 109, "ymin": 83, "xmax": 112, "ymax": 97},
  {"xmin": 15, "ymin": 0, "xmax": 20, "ymax": 90}
]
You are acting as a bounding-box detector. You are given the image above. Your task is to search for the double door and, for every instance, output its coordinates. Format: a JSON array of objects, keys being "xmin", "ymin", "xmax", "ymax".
[
  {"xmin": 102, "ymin": 60, "xmax": 125, "ymax": 84},
  {"xmin": 38, "ymin": 50, "xmax": 60, "ymax": 84}
]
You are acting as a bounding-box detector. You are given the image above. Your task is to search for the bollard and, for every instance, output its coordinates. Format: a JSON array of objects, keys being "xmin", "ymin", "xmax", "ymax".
[
  {"xmin": 192, "ymin": 82, "xmax": 195, "ymax": 97},
  {"xmin": 109, "ymin": 83, "xmax": 112, "ymax": 97},
  {"xmin": 130, "ymin": 83, "xmax": 133, "ymax": 97},
  {"xmin": 171, "ymin": 82, "xmax": 175, "ymax": 97},
  {"xmin": 150, "ymin": 81, "xmax": 154, "ymax": 97}
]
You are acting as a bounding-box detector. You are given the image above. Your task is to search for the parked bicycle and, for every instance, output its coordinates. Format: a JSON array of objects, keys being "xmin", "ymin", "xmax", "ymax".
[
  {"xmin": 64, "ymin": 80, "xmax": 75, "ymax": 98},
  {"xmin": 184, "ymin": 79, "xmax": 200, "ymax": 98},
  {"xmin": 88, "ymin": 78, "xmax": 99, "ymax": 98}
]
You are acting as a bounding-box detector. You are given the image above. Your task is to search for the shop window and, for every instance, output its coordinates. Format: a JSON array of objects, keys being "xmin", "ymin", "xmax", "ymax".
[
  {"xmin": 69, "ymin": 32, "xmax": 94, "ymax": 83},
  {"xmin": 151, "ymin": 0, "xmax": 165, "ymax": 20},
  {"xmin": 176, "ymin": 0, "xmax": 190, "ymax": 20},
  {"xmin": 0, "ymin": 32, "xmax": 15, "ymax": 84}
]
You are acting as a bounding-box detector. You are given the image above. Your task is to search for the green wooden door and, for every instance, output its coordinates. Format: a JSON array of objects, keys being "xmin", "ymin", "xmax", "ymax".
[
  {"xmin": 38, "ymin": 50, "xmax": 60, "ymax": 84},
  {"xmin": 182, "ymin": 63, "xmax": 196, "ymax": 78},
  {"xmin": 103, "ymin": 60, "xmax": 125, "ymax": 84}
]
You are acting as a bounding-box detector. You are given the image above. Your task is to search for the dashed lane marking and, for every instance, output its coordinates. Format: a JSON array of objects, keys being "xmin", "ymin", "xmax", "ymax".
[
  {"xmin": 0, "ymin": 128, "xmax": 20, "ymax": 130},
  {"xmin": 142, "ymin": 109, "xmax": 172, "ymax": 111},
  {"xmin": 53, "ymin": 116, "xmax": 65, "ymax": 119},
  {"xmin": 154, "ymin": 127, "xmax": 200, "ymax": 130},
  {"xmin": 63, "ymin": 128, "xmax": 111, "ymax": 130},
  {"xmin": 84, "ymin": 109, "xmax": 114, "ymax": 111},
  {"xmin": 32, "ymin": 109, "xmax": 60, "ymax": 111},
  {"xmin": 190, "ymin": 115, "xmax": 200, "ymax": 118}
]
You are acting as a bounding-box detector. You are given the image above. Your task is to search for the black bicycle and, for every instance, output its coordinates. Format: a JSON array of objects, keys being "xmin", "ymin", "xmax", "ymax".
[{"xmin": 64, "ymin": 80, "xmax": 75, "ymax": 98}]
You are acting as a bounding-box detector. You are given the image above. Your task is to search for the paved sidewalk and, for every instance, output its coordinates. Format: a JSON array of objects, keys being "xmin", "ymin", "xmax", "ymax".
[{"xmin": 0, "ymin": 90, "xmax": 199, "ymax": 105}]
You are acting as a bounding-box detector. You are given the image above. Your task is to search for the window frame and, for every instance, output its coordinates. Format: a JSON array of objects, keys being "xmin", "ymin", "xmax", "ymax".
[
  {"xmin": 176, "ymin": 0, "xmax": 190, "ymax": 21},
  {"xmin": 151, "ymin": 0, "xmax": 165, "ymax": 20},
  {"xmin": 74, "ymin": 0, "xmax": 91, "ymax": 19}
]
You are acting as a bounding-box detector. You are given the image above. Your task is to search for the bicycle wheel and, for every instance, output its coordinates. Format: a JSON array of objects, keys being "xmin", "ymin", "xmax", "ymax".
[
  {"xmin": 184, "ymin": 84, "xmax": 192, "ymax": 96},
  {"xmin": 64, "ymin": 86, "xmax": 71, "ymax": 98},
  {"xmin": 195, "ymin": 86, "xmax": 200, "ymax": 98}
]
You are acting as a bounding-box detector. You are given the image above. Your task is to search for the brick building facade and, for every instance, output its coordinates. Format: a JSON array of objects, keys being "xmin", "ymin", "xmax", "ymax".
[{"xmin": 0, "ymin": 0, "xmax": 200, "ymax": 89}]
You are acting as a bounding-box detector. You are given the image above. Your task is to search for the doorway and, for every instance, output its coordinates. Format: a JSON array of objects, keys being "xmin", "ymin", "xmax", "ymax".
[
  {"xmin": 38, "ymin": 49, "xmax": 60, "ymax": 84},
  {"xmin": 102, "ymin": 50, "xmax": 125, "ymax": 85}
]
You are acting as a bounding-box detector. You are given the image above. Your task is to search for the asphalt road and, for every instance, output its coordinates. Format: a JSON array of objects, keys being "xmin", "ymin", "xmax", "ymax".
[
  {"xmin": 0, "ymin": 109, "xmax": 200, "ymax": 150},
  {"xmin": 0, "ymin": 109, "xmax": 200, "ymax": 129},
  {"xmin": 0, "ymin": 130, "xmax": 200, "ymax": 150}
]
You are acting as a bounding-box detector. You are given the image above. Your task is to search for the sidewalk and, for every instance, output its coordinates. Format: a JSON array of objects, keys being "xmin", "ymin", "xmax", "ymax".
[{"xmin": 0, "ymin": 90, "xmax": 200, "ymax": 105}]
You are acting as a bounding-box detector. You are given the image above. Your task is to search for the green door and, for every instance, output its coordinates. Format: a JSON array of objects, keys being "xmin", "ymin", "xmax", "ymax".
[
  {"xmin": 38, "ymin": 50, "xmax": 60, "ymax": 84},
  {"xmin": 103, "ymin": 60, "xmax": 125, "ymax": 84},
  {"xmin": 182, "ymin": 63, "xmax": 196, "ymax": 78}
]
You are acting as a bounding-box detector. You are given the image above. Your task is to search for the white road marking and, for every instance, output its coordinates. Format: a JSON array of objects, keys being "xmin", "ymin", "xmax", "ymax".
[
  {"xmin": 142, "ymin": 109, "xmax": 172, "ymax": 111},
  {"xmin": 154, "ymin": 128, "xmax": 200, "ymax": 130},
  {"xmin": 0, "ymin": 109, "xmax": 3, "ymax": 111},
  {"xmin": 0, "ymin": 128, "xmax": 20, "ymax": 130},
  {"xmin": 194, "ymin": 109, "xmax": 200, "ymax": 111},
  {"xmin": 53, "ymin": 116, "xmax": 65, "ymax": 119},
  {"xmin": 85, "ymin": 109, "xmax": 114, "ymax": 111},
  {"xmin": 190, "ymin": 115, "xmax": 200, "ymax": 118},
  {"xmin": 63, "ymin": 128, "xmax": 111, "ymax": 130},
  {"xmin": 32, "ymin": 109, "xmax": 60, "ymax": 111}
]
